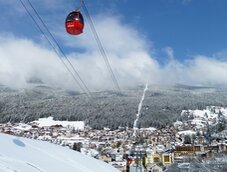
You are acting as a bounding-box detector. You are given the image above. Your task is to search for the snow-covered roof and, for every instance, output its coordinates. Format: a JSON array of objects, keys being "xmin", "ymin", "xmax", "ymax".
[
  {"xmin": 139, "ymin": 127, "xmax": 157, "ymax": 132},
  {"xmin": 178, "ymin": 130, "xmax": 196, "ymax": 136},
  {"xmin": 0, "ymin": 133, "xmax": 120, "ymax": 172},
  {"xmin": 13, "ymin": 123, "xmax": 32, "ymax": 131},
  {"xmin": 58, "ymin": 135, "xmax": 85, "ymax": 141},
  {"xmin": 32, "ymin": 117, "xmax": 85, "ymax": 130}
]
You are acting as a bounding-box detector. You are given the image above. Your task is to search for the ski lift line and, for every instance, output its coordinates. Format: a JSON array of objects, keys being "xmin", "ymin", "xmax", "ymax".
[
  {"xmin": 82, "ymin": 0, "xmax": 121, "ymax": 91},
  {"xmin": 22, "ymin": 0, "xmax": 92, "ymax": 97},
  {"xmin": 26, "ymin": 0, "xmax": 92, "ymax": 96},
  {"xmin": 18, "ymin": 0, "xmax": 90, "ymax": 96},
  {"xmin": 82, "ymin": 1, "xmax": 121, "ymax": 91},
  {"xmin": 18, "ymin": 0, "xmax": 87, "ymax": 95},
  {"xmin": 75, "ymin": 0, "xmax": 83, "ymax": 11}
]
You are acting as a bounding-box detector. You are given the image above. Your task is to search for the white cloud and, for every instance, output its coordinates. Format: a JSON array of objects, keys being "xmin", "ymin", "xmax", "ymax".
[
  {"xmin": 160, "ymin": 53, "xmax": 227, "ymax": 87},
  {"xmin": 186, "ymin": 56, "xmax": 227, "ymax": 86},
  {"xmin": 57, "ymin": 15, "xmax": 151, "ymax": 54},
  {"xmin": 0, "ymin": 15, "xmax": 160, "ymax": 91},
  {"xmin": 163, "ymin": 46, "xmax": 174, "ymax": 60},
  {"xmin": 1, "ymin": 14, "xmax": 227, "ymax": 92},
  {"xmin": 0, "ymin": 35, "xmax": 72, "ymax": 89}
]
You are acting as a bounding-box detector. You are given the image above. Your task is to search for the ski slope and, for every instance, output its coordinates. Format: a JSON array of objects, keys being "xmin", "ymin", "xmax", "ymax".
[{"xmin": 0, "ymin": 133, "xmax": 119, "ymax": 172}]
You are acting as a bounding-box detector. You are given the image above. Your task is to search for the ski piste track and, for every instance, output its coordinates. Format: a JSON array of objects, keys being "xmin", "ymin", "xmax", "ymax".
[{"xmin": 0, "ymin": 133, "xmax": 120, "ymax": 172}]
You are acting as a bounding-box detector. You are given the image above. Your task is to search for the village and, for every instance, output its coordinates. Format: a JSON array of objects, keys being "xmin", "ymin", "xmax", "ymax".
[{"xmin": 1, "ymin": 106, "xmax": 227, "ymax": 172}]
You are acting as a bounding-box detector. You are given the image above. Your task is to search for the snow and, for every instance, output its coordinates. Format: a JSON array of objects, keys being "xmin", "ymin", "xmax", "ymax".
[
  {"xmin": 139, "ymin": 127, "xmax": 156, "ymax": 132},
  {"xmin": 32, "ymin": 117, "xmax": 85, "ymax": 130},
  {"xmin": 13, "ymin": 124, "xmax": 32, "ymax": 131},
  {"xmin": 180, "ymin": 106, "xmax": 227, "ymax": 128},
  {"xmin": 219, "ymin": 107, "xmax": 227, "ymax": 117},
  {"xmin": 178, "ymin": 130, "xmax": 196, "ymax": 136},
  {"xmin": 133, "ymin": 84, "xmax": 148, "ymax": 136},
  {"xmin": 0, "ymin": 133, "xmax": 120, "ymax": 172},
  {"xmin": 80, "ymin": 148, "xmax": 99, "ymax": 157},
  {"xmin": 58, "ymin": 135, "xmax": 90, "ymax": 147},
  {"xmin": 193, "ymin": 110, "xmax": 210, "ymax": 118},
  {"xmin": 173, "ymin": 121, "xmax": 183, "ymax": 128},
  {"xmin": 155, "ymin": 145, "xmax": 165, "ymax": 153}
]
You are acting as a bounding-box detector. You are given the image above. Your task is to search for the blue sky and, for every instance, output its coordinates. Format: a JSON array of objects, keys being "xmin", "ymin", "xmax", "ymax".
[
  {"xmin": 93, "ymin": 0, "xmax": 227, "ymax": 62},
  {"xmin": 1, "ymin": 0, "xmax": 227, "ymax": 61},
  {"xmin": 0, "ymin": 0, "xmax": 227, "ymax": 90}
]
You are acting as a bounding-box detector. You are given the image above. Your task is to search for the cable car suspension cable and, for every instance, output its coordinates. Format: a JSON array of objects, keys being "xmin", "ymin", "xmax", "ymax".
[
  {"xmin": 26, "ymin": 0, "xmax": 92, "ymax": 97},
  {"xmin": 75, "ymin": 0, "xmax": 83, "ymax": 11},
  {"xmin": 18, "ymin": 0, "xmax": 91, "ymax": 97},
  {"xmin": 81, "ymin": 0, "xmax": 121, "ymax": 91}
]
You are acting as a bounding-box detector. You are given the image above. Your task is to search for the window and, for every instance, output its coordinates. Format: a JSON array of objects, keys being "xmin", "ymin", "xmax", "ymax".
[
  {"xmin": 164, "ymin": 155, "xmax": 169, "ymax": 162},
  {"xmin": 153, "ymin": 157, "xmax": 160, "ymax": 162},
  {"xmin": 66, "ymin": 13, "xmax": 76, "ymax": 22},
  {"xmin": 78, "ymin": 13, "xmax": 84, "ymax": 24}
]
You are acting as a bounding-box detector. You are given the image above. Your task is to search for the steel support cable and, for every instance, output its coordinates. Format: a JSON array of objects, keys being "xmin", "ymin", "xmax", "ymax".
[
  {"xmin": 18, "ymin": 0, "xmax": 88, "ymax": 94},
  {"xmin": 26, "ymin": 0, "xmax": 92, "ymax": 97},
  {"xmin": 18, "ymin": 0, "xmax": 88, "ymax": 95},
  {"xmin": 75, "ymin": 0, "xmax": 83, "ymax": 11},
  {"xmin": 19, "ymin": 0, "xmax": 92, "ymax": 97},
  {"xmin": 82, "ymin": 0, "xmax": 121, "ymax": 91}
]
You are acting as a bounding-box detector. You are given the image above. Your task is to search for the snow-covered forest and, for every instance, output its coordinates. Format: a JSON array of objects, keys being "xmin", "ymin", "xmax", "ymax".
[{"xmin": 1, "ymin": 84, "xmax": 227, "ymax": 129}]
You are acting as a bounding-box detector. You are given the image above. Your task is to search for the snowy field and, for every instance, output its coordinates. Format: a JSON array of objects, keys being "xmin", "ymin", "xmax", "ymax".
[
  {"xmin": 32, "ymin": 117, "xmax": 85, "ymax": 130},
  {"xmin": 0, "ymin": 133, "xmax": 119, "ymax": 172}
]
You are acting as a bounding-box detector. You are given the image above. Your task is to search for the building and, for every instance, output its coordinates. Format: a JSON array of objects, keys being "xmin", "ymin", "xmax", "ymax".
[
  {"xmin": 147, "ymin": 164, "xmax": 163, "ymax": 172},
  {"xmin": 162, "ymin": 153, "xmax": 174, "ymax": 166},
  {"xmin": 174, "ymin": 145, "xmax": 195, "ymax": 156}
]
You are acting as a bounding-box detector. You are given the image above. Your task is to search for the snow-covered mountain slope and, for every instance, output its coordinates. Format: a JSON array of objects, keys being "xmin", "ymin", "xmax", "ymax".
[
  {"xmin": 1, "ymin": 84, "xmax": 227, "ymax": 129},
  {"xmin": 0, "ymin": 133, "xmax": 119, "ymax": 172},
  {"xmin": 181, "ymin": 106, "xmax": 227, "ymax": 128}
]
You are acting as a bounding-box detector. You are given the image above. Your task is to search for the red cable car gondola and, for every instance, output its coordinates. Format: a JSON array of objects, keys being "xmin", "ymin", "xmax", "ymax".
[{"xmin": 65, "ymin": 11, "xmax": 84, "ymax": 35}]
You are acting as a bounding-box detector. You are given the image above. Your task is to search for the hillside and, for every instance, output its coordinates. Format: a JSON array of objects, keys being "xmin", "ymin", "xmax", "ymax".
[
  {"xmin": 0, "ymin": 133, "xmax": 119, "ymax": 172},
  {"xmin": 0, "ymin": 84, "xmax": 227, "ymax": 129}
]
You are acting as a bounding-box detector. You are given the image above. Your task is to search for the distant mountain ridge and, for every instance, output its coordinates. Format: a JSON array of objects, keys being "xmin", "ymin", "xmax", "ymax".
[{"xmin": 0, "ymin": 84, "xmax": 227, "ymax": 129}]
